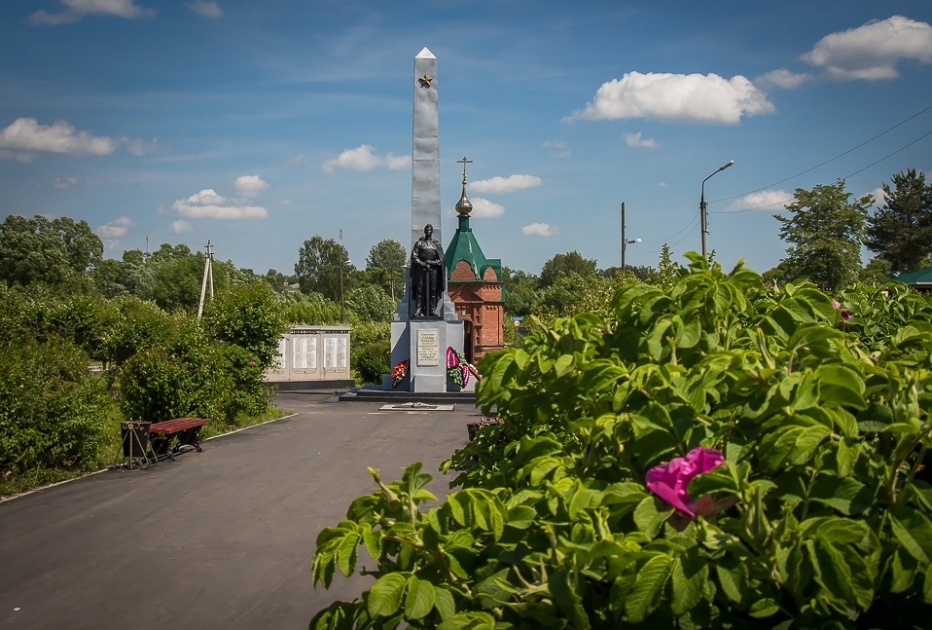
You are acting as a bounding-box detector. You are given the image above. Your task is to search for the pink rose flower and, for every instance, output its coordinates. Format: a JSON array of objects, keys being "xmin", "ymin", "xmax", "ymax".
[{"xmin": 645, "ymin": 446, "xmax": 725, "ymax": 518}]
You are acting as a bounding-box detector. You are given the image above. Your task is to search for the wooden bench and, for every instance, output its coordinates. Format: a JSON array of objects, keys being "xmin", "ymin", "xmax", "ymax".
[{"xmin": 148, "ymin": 417, "xmax": 212, "ymax": 461}]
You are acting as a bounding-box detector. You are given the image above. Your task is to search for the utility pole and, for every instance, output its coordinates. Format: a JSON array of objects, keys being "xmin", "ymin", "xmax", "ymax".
[
  {"xmin": 700, "ymin": 160, "xmax": 735, "ymax": 258},
  {"xmin": 197, "ymin": 240, "xmax": 214, "ymax": 319},
  {"xmin": 621, "ymin": 202, "xmax": 640, "ymax": 274}
]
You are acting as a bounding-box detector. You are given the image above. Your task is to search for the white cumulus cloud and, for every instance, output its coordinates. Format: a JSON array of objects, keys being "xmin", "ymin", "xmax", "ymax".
[
  {"xmin": 97, "ymin": 216, "xmax": 133, "ymax": 238},
  {"xmin": 470, "ymin": 198, "xmax": 505, "ymax": 218},
  {"xmin": 172, "ymin": 220, "xmax": 192, "ymax": 233},
  {"xmin": 31, "ymin": 0, "xmax": 155, "ymax": 26},
  {"xmin": 755, "ymin": 68, "xmax": 812, "ymax": 89},
  {"xmin": 323, "ymin": 144, "xmax": 408, "ymax": 173},
  {"xmin": 233, "ymin": 174, "xmax": 269, "ymax": 198},
  {"xmin": 186, "ymin": 1, "xmax": 223, "ymax": 18},
  {"xmin": 522, "ymin": 222, "xmax": 556, "ymax": 236},
  {"xmin": 803, "ymin": 16, "xmax": 932, "ymax": 80},
  {"xmin": 173, "ymin": 189, "xmax": 268, "ymax": 220},
  {"xmin": 624, "ymin": 132, "xmax": 661, "ymax": 149},
  {"xmin": 567, "ymin": 71, "xmax": 775, "ymax": 125},
  {"xmin": 471, "ymin": 174, "xmax": 541, "ymax": 194},
  {"xmin": 0, "ymin": 117, "xmax": 153, "ymax": 159},
  {"xmin": 726, "ymin": 190, "xmax": 794, "ymax": 212}
]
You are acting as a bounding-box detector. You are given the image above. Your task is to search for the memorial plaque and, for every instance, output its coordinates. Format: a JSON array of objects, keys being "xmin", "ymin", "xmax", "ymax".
[
  {"xmin": 417, "ymin": 328, "xmax": 440, "ymax": 366},
  {"xmin": 293, "ymin": 336, "xmax": 317, "ymax": 369},
  {"xmin": 324, "ymin": 337, "xmax": 347, "ymax": 368}
]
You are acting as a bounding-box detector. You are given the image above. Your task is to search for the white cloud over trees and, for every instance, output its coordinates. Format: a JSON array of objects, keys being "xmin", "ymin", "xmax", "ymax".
[
  {"xmin": 173, "ymin": 189, "xmax": 268, "ymax": 220},
  {"xmin": 522, "ymin": 222, "xmax": 556, "ymax": 236}
]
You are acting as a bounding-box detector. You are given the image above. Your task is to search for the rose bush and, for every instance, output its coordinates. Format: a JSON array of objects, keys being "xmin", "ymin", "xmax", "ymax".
[{"xmin": 310, "ymin": 254, "xmax": 932, "ymax": 629}]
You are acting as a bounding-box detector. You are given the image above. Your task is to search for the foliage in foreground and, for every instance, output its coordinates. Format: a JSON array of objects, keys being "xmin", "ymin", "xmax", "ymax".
[{"xmin": 309, "ymin": 254, "xmax": 932, "ymax": 629}]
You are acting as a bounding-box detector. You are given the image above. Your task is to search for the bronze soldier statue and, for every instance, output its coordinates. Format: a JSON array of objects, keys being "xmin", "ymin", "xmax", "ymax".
[{"xmin": 410, "ymin": 224, "xmax": 444, "ymax": 318}]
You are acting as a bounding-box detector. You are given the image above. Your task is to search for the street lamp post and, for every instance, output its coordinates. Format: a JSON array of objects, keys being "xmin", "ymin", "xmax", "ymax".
[
  {"xmin": 339, "ymin": 259, "xmax": 351, "ymax": 322},
  {"xmin": 699, "ymin": 160, "xmax": 735, "ymax": 258},
  {"xmin": 621, "ymin": 201, "xmax": 641, "ymax": 273}
]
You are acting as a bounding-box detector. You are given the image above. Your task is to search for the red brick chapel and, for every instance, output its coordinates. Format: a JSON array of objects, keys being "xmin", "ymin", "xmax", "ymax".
[{"xmin": 444, "ymin": 158, "xmax": 505, "ymax": 364}]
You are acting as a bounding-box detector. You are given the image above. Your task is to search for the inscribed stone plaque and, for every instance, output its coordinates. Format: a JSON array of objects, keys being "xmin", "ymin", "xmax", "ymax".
[
  {"xmin": 324, "ymin": 337, "xmax": 347, "ymax": 368},
  {"xmin": 417, "ymin": 328, "xmax": 440, "ymax": 366},
  {"xmin": 293, "ymin": 336, "xmax": 317, "ymax": 369}
]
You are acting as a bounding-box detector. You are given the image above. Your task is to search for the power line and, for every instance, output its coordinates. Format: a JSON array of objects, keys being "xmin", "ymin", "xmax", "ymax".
[
  {"xmin": 712, "ymin": 126, "xmax": 932, "ymax": 214},
  {"xmin": 715, "ymin": 103, "xmax": 932, "ymax": 203},
  {"xmin": 842, "ymin": 128, "xmax": 932, "ymax": 179}
]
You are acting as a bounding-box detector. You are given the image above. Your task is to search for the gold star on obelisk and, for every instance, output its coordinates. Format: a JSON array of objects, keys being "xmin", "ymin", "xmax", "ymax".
[{"xmin": 418, "ymin": 73, "xmax": 433, "ymax": 88}]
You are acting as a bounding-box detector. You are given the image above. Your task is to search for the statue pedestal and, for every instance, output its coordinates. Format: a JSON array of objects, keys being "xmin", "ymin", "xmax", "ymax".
[{"xmin": 388, "ymin": 318, "xmax": 472, "ymax": 393}]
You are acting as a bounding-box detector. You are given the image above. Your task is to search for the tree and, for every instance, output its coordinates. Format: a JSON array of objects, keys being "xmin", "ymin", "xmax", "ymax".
[
  {"xmin": 365, "ymin": 239, "xmax": 407, "ymax": 301},
  {"xmin": 539, "ymin": 251, "xmax": 597, "ymax": 288},
  {"xmin": 865, "ymin": 169, "xmax": 932, "ymax": 275},
  {"xmin": 295, "ymin": 236, "xmax": 351, "ymax": 300},
  {"xmin": 0, "ymin": 214, "xmax": 103, "ymax": 289},
  {"xmin": 774, "ymin": 180, "xmax": 872, "ymax": 291},
  {"xmin": 500, "ymin": 267, "xmax": 539, "ymax": 317},
  {"xmin": 345, "ymin": 284, "xmax": 396, "ymax": 322}
]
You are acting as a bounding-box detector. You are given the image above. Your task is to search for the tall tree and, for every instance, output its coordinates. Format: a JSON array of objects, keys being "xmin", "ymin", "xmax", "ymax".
[
  {"xmin": 365, "ymin": 238, "xmax": 407, "ymax": 301},
  {"xmin": 774, "ymin": 180, "xmax": 872, "ymax": 291},
  {"xmin": 539, "ymin": 251, "xmax": 597, "ymax": 288},
  {"xmin": 294, "ymin": 236, "xmax": 351, "ymax": 300},
  {"xmin": 501, "ymin": 267, "xmax": 539, "ymax": 317},
  {"xmin": 0, "ymin": 214, "xmax": 102, "ymax": 288},
  {"xmin": 865, "ymin": 169, "xmax": 932, "ymax": 275}
]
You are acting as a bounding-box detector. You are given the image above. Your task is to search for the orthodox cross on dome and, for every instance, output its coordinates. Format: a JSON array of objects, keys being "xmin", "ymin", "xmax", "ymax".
[{"xmin": 455, "ymin": 156, "xmax": 473, "ymax": 217}]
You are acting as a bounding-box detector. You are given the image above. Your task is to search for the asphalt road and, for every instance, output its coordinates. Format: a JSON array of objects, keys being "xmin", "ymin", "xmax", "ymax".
[{"xmin": 0, "ymin": 391, "xmax": 485, "ymax": 629}]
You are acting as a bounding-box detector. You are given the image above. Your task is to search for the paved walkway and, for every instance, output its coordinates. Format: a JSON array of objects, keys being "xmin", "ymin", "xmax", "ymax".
[{"xmin": 0, "ymin": 392, "xmax": 485, "ymax": 629}]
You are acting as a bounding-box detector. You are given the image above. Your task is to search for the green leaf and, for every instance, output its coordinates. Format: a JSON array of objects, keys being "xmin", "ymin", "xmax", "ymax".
[
  {"xmin": 549, "ymin": 569, "xmax": 591, "ymax": 629},
  {"xmin": 434, "ymin": 587, "xmax": 456, "ymax": 621},
  {"xmin": 817, "ymin": 364, "xmax": 867, "ymax": 410},
  {"xmin": 789, "ymin": 425, "xmax": 831, "ymax": 466},
  {"xmin": 670, "ymin": 555, "xmax": 707, "ymax": 616},
  {"xmin": 404, "ymin": 576, "xmax": 436, "ymax": 620},
  {"xmin": 715, "ymin": 562, "xmax": 747, "ymax": 604},
  {"xmin": 554, "ymin": 354, "xmax": 574, "ymax": 377},
  {"xmin": 889, "ymin": 514, "xmax": 931, "ymax": 564},
  {"xmin": 336, "ymin": 531, "xmax": 359, "ymax": 577},
  {"xmin": 625, "ymin": 554, "xmax": 673, "ymax": 623},
  {"xmin": 634, "ymin": 496, "xmax": 672, "ymax": 538},
  {"xmin": 808, "ymin": 475, "xmax": 872, "ymax": 516},
  {"xmin": 367, "ymin": 573, "xmax": 408, "ymax": 618},
  {"xmin": 890, "ymin": 548, "xmax": 919, "ymax": 593}
]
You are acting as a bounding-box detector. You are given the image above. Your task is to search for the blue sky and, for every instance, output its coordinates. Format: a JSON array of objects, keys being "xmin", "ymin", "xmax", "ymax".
[{"xmin": 2, "ymin": 1, "xmax": 931, "ymax": 277}]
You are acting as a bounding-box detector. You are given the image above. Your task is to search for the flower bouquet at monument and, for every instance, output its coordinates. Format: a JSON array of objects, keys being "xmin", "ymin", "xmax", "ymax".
[
  {"xmin": 390, "ymin": 360, "xmax": 408, "ymax": 389},
  {"xmin": 446, "ymin": 347, "xmax": 479, "ymax": 388}
]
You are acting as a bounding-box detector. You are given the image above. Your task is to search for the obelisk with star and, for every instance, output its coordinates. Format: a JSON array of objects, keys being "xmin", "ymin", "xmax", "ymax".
[{"xmin": 411, "ymin": 47, "xmax": 442, "ymax": 250}]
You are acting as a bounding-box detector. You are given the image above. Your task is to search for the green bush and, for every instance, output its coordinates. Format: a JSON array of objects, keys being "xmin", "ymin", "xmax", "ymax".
[
  {"xmin": 202, "ymin": 282, "xmax": 287, "ymax": 368},
  {"xmin": 355, "ymin": 340, "xmax": 390, "ymax": 384},
  {"xmin": 0, "ymin": 337, "xmax": 114, "ymax": 481},
  {"xmin": 309, "ymin": 255, "xmax": 932, "ymax": 629}
]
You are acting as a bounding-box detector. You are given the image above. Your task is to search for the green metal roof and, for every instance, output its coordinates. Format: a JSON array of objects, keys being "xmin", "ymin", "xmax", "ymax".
[
  {"xmin": 894, "ymin": 266, "xmax": 932, "ymax": 286},
  {"xmin": 445, "ymin": 214, "xmax": 501, "ymax": 283}
]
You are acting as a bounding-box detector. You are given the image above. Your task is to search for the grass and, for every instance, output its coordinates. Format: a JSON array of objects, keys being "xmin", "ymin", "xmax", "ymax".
[{"xmin": 0, "ymin": 404, "xmax": 292, "ymax": 501}]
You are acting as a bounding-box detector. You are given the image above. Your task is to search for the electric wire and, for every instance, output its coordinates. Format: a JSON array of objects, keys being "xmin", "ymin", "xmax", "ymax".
[{"xmin": 714, "ymin": 103, "xmax": 932, "ymax": 204}]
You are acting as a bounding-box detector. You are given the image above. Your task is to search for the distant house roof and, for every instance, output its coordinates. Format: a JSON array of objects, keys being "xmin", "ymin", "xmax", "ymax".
[{"xmin": 893, "ymin": 266, "xmax": 932, "ymax": 290}]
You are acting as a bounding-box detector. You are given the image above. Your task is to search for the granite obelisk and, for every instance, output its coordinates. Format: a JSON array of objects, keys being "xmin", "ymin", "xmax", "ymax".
[
  {"xmin": 411, "ymin": 47, "xmax": 442, "ymax": 250},
  {"xmin": 386, "ymin": 48, "xmax": 467, "ymax": 393}
]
